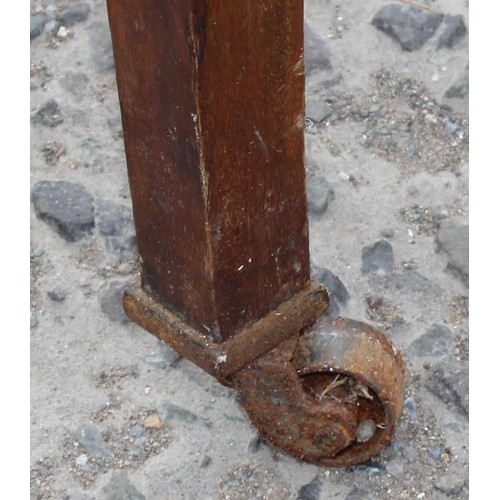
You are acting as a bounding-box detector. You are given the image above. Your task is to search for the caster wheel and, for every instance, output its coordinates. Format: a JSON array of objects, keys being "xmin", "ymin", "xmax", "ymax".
[{"xmin": 231, "ymin": 316, "xmax": 405, "ymax": 466}]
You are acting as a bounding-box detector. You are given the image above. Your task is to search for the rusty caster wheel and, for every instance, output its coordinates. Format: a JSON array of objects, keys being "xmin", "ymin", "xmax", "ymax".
[{"xmin": 231, "ymin": 316, "xmax": 405, "ymax": 467}]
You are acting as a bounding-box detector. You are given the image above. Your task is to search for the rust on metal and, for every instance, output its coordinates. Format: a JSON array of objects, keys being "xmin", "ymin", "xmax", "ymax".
[
  {"xmin": 232, "ymin": 316, "xmax": 405, "ymax": 466},
  {"xmin": 124, "ymin": 279, "xmax": 329, "ymax": 384}
]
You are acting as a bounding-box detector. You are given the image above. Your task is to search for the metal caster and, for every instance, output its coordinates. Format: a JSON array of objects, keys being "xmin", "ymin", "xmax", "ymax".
[{"xmin": 231, "ymin": 316, "xmax": 405, "ymax": 466}]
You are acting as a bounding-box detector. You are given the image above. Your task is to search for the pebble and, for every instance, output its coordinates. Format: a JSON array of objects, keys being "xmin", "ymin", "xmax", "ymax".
[
  {"xmin": 371, "ymin": 4, "xmax": 444, "ymax": 52},
  {"xmin": 47, "ymin": 286, "xmax": 67, "ymax": 302},
  {"xmin": 96, "ymin": 200, "xmax": 137, "ymax": 257},
  {"xmin": 425, "ymin": 359, "xmax": 469, "ymax": 417},
  {"xmin": 75, "ymin": 454, "xmax": 88, "ymax": 466},
  {"xmin": 338, "ymin": 171, "xmax": 350, "ymax": 181},
  {"xmin": 433, "ymin": 472, "xmax": 465, "ymax": 497},
  {"xmin": 45, "ymin": 20, "xmax": 60, "ymax": 36},
  {"xmin": 437, "ymin": 15, "xmax": 467, "ymax": 50},
  {"xmin": 436, "ymin": 219, "xmax": 469, "ymax": 285},
  {"xmin": 305, "ymin": 99, "xmax": 332, "ymax": 123},
  {"xmin": 30, "ymin": 14, "xmax": 45, "ymax": 40},
  {"xmin": 445, "ymin": 65, "xmax": 469, "ymax": 99},
  {"xmin": 248, "ymin": 435, "xmax": 267, "ymax": 453},
  {"xmin": 32, "ymin": 248, "xmax": 45, "ymax": 258},
  {"xmin": 73, "ymin": 424, "xmax": 111, "ymax": 458},
  {"xmin": 129, "ymin": 424, "xmax": 144, "ymax": 438},
  {"xmin": 56, "ymin": 26, "xmax": 69, "ymax": 39},
  {"xmin": 361, "ymin": 240, "xmax": 394, "ymax": 274},
  {"xmin": 144, "ymin": 341, "xmax": 182, "ymax": 369},
  {"xmin": 427, "ymin": 447, "xmax": 442, "ymax": 460},
  {"xmin": 143, "ymin": 413, "xmax": 163, "ymax": 429},
  {"xmin": 31, "ymin": 99, "xmax": 63, "ymax": 127},
  {"xmin": 304, "ymin": 23, "xmax": 332, "ymax": 76},
  {"xmin": 98, "ymin": 471, "xmax": 145, "ymax": 500},
  {"xmin": 30, "ymin": 314, "xmax": 39, "ymax": 329},
  {"xmin": 403, "ymin": 396, "xmax": 418, "ymax": 421},
  {"xmin": 160, "ymin": 401, "xmax": 198, "ymax": 423},
  {"xmin": 86, "ymin": 21, "xmax": 115, "ymax": 72},
  {"xmin": 310, "ymin": 265, "xmax": 349, "ymax": 317},
  {"xmin": 356, "ymin": 419, "xmax": 376, "ymax": 442},
  {"xmin": 391, "ymin": 440, "xmax": 406, "ymax": 452},
  {"xmin": 385, "ymin": 455, "xmax": 405, "ymax": 477},
  {"xmin": 58, "ymin": 3, "xmax": 91, "ymax": 27},
  {"xmin": 406, "ymin": 323, "xmax": 454, "ymax": 357},
  {"xmin": 98, "ymin": 279, "xmax": 135, "ymax": 324},
  {"xmin": 45, "ymin": 5, "xmax": 58, "ymax": 21},
  {"xmin": 306, "ymin": 176, "xmax": 334, "ymax": 215},
  {"xmin": 296, "ymin": 474, "xmax": 322, "ymax": 500},
  {"xmin": 31, "ymin": 181, "xmax": 95, "ymax": 242},
  {"xmin": 200, "ymin": 455, "xmax": 212, "ymax": 468},
  {"xmin": 445, "ymin": 121, "xmax": 459, "ymax": 135}
]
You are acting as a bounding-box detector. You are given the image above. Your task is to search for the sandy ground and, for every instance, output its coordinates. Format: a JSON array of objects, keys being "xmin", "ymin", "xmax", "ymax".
[{"xmin": 30, "ymin": 1, "xmax": 469, "ymax": 499}]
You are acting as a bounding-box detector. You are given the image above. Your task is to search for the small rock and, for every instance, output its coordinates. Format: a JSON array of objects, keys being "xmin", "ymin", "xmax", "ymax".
[
  {"xmin": 160, "ymin": 401, "xmax": 198, "ymax": 423},
  {"xmin": 98, "ymin": 471, "xmax": 145, "ymax": 500},
  {"xmin": 427, "ymin": 447, "xmax": 442, "ymax": 460},
  {"xmin": 371, "ymin": 4, "xmax": 444, "ymax": 51},
  {"xmin": 96, "ymin": 200, "xmax": 137, "ymax": 257},
  {"xmin": 425, "ymin": 359, "xmax": 469, "ymax": 417},
  {"xmin": 380, "ymin": 228, "xmax": 394, "ymax": 238},
  {"xmin": 305, "ymin": 99, "xmax": 332, "ymax": 123},
  {"xmin": 361, "ymin": 240, "xmax": 394, "ymax": 274},
  {"xmin": 58, "ymin": 3, "xmax": 91, "ymax": 27},
  {"xmin": 310, "ymin": 265, "xmax": 349, "ymax": 317},
  {"xmin": 391, "ymin": 440, "xmax": 406, "ymax": 452},
  {"xmin": 445, "ymin": 121, "xmax": 459, "ymax": 135},
  {"xmin": 117, "ymin": 263, "xmax": 133, "ymax": 275},
  {"xmin": 30, "ymin": 314, "xmax": 39, "ymax": 329},
  {"xmin": 143, "ymin": 413, "xmax": 163, "ymax": 429},
  {"xmin": 45, "ymin": 20, "xmax": 60, "ymax": 36},
  {"xmin": 403, "ymin": 396, "xmax": 418, "ymax": 421},
  {"xmin": 30, "ymin": 81, "xmax": 37, "ymax": 90},
  {"xmin": 56, "ymin": 26, "xmax": 69, "ymax": 38},
  {"xmin": 47, "ymin": 286, "xmax": 67, "ymax": 302},
  {"xmin": 30, "ymin": 14, "xmax": 45, "ymax": 40},
  {"xmin": 296, "ymin": 475, "xmax": 322, "ymax": 500},
  {"xmin": 144, "ymin": 341, "xmax": 181, "ymax": 369},
  {"xmin": 437, "ymin": 15, "xmax": 467, "ymax": 49},
  {"xmin": 306, "ymin": 176, "xmax": 334, "ymax": 215},
  {"xmin": 99, "ymin": 279, "xmax": 135, "ymax": 323},
  {"xmin": 304, "ymin": 23, "xmax": 332, "ymax": 76},
  {"xmin": 73, "ymin": 424, "xmax": 111, "ymax": 458},
  {"xmin": 445, "ymin": 65, "xmax": 469, "ymax": 99},
  {"xmin": 86, "ymin": 21, "xmax": 115, "ymax": 72},
  {"xmin": 31, "ymin": 99, "xmax": 63, "ymax": 127},
  {"xmin": 406, "ymin": 323, "xmax": 454, "ymax": 357},
  {"xmin": 248, "ymin": 435, "xmax": 267, "ymax": 453},
  {"xmin": 436, "ymin": 219, "xmax": 469, "ymax": 285},
  {"xmin": 31, "ymin": 181, "xmax": 95, "ymax": 242},
  {"xmin": 433, "ymin": 472, "xmax": 465, "ymax": 496},
  {"xmin": 32, "ymin": 248, "xmax": 45, "ymax": 258},
  {"xmin": 357, "ymin": 420, "xmax": 376, "ymax": 442},
  {"xmin": 385, "ymin": 455, "xmax": 405, "ymax": 477},
  {"xmin": 345, "ymin": 487, "xmax": 376, "ymax": 500},
  {"xmin": 200, "ymin": 455, "xmax": 212, "ymax": 468},
  {"xmin": 45, "ymin": 5, "xmax": 59, "ymax": 21},
  {"xmin": 75, "ymin": 454, "xmax": 88, "ymax": 466},
  {"xmin": 129, "ymin": 424, "xmax": 144, "ymax": 438}
]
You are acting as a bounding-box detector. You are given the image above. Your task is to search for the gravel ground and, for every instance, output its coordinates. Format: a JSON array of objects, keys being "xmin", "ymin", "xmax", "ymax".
[{"xmin": 30, "ymin": 1, "xmax": 470, "ymax": 499}]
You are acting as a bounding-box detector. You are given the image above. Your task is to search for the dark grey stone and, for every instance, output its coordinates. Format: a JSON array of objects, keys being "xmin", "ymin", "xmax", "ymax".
[
  {"xmin": 306, "ymin": 99, "xmax": 332, "ymax": 123},
  {"xmin": 437, "ymin": 15, "xmax": 467, "ymax": 49},
  {"xmin": 304, "ymin": 23, "xmax": 332, "ymax": 76},
  {"xmin": 30, "ymin": 314, "xmax": 39, "ymax": 329},
  {"xmin": 31, "ymin": 99, "xmax": 63, "ymax": 127},
  {"xmin": 160, "ymin": 401, "xmax": 198, "ymax": 423},
  {"xmin": 31, "ymin": 181, "xmax": 95, "ymax": 242},
  {"xmin": 361, "ymin": 240, "xmax": 394, "ymax": 274},
  {"xmin": 31, "ymin": 81, "xmax": 37, "ymax": 90},
  {"xmin": 248, "ymin": 435, "xmax": 267, "ymax": 453},
  {"xmin": 428, "ymin": 447, "xmax": 442, "ymax": 460},
  {"xmin": 445, "ymin": 121, "xmax": 459, "ymax": 135},
  {"xmin": 406, "ymin": 323, "xmax": 454, "ymax": 357},
  {"xmin": 425, "ymin": 359, "xmax": 469, "ymax": 417},
  {"xmin": 73, "ymin": 424, "xmax": 111, "ymax": 458},
  {"xmin": 86, "ymin": 21, "xmax": 115, "ymax": 72},
  {"xmin": 433, "ymin": 472, "xmax": 465, "ymax": 497},
  {"xmin": 306, "ymin": 176, "xmax": 334, "ymax": 215},
  {"xmin": 403, "ymin": 396, "xmax": 418, "ymax": 421},
  {"xmin": 58, "ymin": 3, "xmax": 91, "ymax": 27},
  {"xmin": 445, "ymin": 65, "xmax": 469, "ymax": 99},
  {"xmin": 144, "ymin": 340, "xmax": 182, "ymax": 369},
  {"xmin": 391, "ymin": 440, "xmax": 406, "ymax": 451},
  {"xmin": 98, "ymin": 471, "xmax": 145, "ymax": 500},
  {"xmin": 296, "ymin": 475, "xmax": 322, "ymax": 500},
  {"xmin": 372, "ymin": 4, "xmax": 444, "ymax": 51},
  {"xmin": 47, "ymin": 286, "xmax": 67, "ymax": 302},
  {"xmin": 311, "ymin": 265, "xmax": 349, "ymax": 317},
  {"xmin": 99, "ymin": 279, "xmax": 135, "ymax": 323},
  {"xmin": 436, "ymin": 219, "xmax": 469, "ymax": 285},
  {"xmin": 31, "ymin": 14, "xmax": 45, "ymax": 40},
  {"xmin": 96, "ymin": 200, "xmax": 137, "ymax": 257},
  {"xmin": 129, "ymin": 424, "xmax": 144, "ymax": 438},
  {"xmin": 200, "ymin": 455, "xmax": 212, "ymax": 468},
  {"xmin": 345, "ymin": 486, "xmax": 376, "ymax": 500}
]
